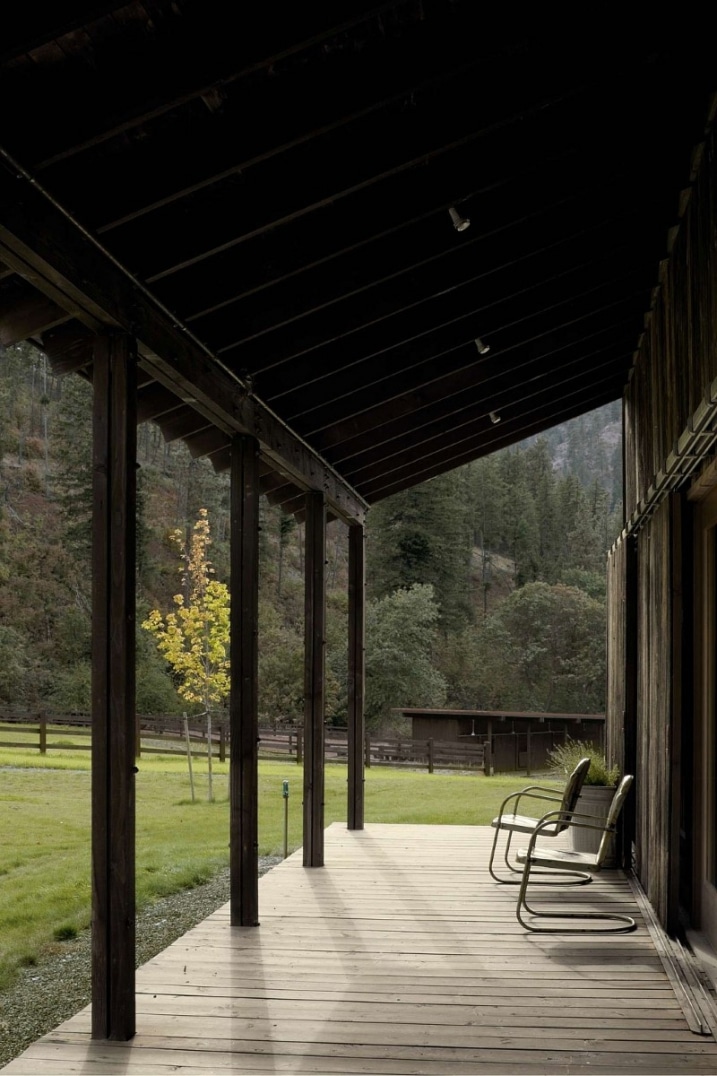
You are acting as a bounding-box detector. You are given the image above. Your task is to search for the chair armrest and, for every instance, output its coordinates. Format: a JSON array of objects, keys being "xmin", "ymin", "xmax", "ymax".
[
  {"xmin": 523, "ymin": 810, "xmax": 615, "ymax": 857},
  {"xmin": 497, "ymin": 785, "xmax": 563, "ymax": 818}
]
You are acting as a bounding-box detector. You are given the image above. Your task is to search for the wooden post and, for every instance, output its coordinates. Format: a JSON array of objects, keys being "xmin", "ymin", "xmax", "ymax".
[
  {"xmin": 526, "ymin": 723, "xmax": 532, "ymax": 776},
  {"xmin": 303, "ymin": 492, "xmax": 326, "ymax": 867},
  {"xmin": 347, "ymin": 523, "xmax": 365, "ymax": 830},
  {"xmin": 91, "ymin": 334, "xmax": 137, "ymax": 1041},
  {"xmin": 296, "ymin": 728, "xmax": 303, "ymax": 764},
  {"xmin": 229, "ymin": 435, "xmax": 260, "ymax": 926},
  {"xmin": 219, "ymin": 722, "xmax": 226, "ymax": 764},
  {"xmin": 365, "ymin": 731, "xmax": 371, "ymax": 768},
  {"xmin": 39, "ymin": 712, "xmax": 47, "ymax": 755},
  {"xmin": 428, "ymin": 738, "xmax": 434, "ymax": 774}
]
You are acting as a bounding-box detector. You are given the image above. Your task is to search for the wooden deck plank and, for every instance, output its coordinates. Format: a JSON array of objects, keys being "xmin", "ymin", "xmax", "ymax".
[{"xmin": 4, "ymin": 822, "xmax": 717, "ymax": 1075}]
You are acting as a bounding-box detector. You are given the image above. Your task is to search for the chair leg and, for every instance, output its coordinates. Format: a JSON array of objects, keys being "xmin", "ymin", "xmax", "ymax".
[
  {"xmin": 489, "ymin": 826, "xmax": 591, "ymax": 886},
  {"xmin": 489, "ymin": 826, "xmax": 524, "ymax": 882},
  {"xmin": 516, "ymin": 859, "xmax": 636, "ymax": 933}
]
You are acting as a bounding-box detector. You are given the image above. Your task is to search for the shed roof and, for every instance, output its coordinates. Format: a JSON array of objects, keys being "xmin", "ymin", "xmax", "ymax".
[
  {"xmin": 0, "ymin": 4, "xmax": 713, "ymax": 522},
  {"xmin": 395, "ymin": 708, "xmax": 605, "ymax": 722}
]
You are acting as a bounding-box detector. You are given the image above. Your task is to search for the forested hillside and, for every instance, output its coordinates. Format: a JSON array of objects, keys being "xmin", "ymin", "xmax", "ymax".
[{"xmin": 0, "ymin": 343, "xmax": 621, "ymax": 728}]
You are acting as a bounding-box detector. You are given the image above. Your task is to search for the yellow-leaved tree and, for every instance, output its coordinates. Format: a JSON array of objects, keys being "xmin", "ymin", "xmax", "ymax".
[{"xmin": 142, "ymin": 508, "xmax": 229, "ymax": 801}]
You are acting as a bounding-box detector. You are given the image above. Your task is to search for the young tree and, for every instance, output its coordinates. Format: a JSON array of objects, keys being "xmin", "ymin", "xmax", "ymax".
[{"xmin": 142, "ymin": 508, "xmax": 229, "ymax": 800}]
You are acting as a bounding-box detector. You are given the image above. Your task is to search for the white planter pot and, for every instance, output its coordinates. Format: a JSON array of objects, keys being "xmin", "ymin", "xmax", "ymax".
[{"xmin": 571, "ymin": 785, "xmax": 617, "ymax": 866}]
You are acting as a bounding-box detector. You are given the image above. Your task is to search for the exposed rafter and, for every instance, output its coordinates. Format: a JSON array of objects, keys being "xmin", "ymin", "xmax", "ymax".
[
  {"xmin": 0, "ymin": 3, "xmax": 711, "ymax": 518},
  {"xmin": 0, "ymin": 161, "xmax": 366, "ymax": 524}
]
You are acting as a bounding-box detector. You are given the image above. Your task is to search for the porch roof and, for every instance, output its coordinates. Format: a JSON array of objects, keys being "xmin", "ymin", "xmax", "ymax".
[
  {"xmin": 0, "ymin": 6, "xmax": 713, "ymax": 522},
  {"xmin": 4, "ymin": 823, "xmax": 716, "ymax": 1074}
]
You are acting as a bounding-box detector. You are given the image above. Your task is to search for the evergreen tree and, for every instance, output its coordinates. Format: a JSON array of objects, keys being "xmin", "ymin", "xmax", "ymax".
[
  {"xmin": 496, "ymin": 449, "xmax": 540, "ymax": 585},
  {"xmin": 367, "ymin": 472, "xmax": 473, "ymax": 632},
  {"xmin": 52, "ymin": 374, "xmax": 93, "ymax": 560}
]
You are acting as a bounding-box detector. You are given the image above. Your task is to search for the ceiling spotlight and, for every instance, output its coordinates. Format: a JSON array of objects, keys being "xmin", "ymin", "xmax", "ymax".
[
  {"xmin": 474, "ymin": 337, "xmax": 490, "ymax": 355},
  {"xmin": 449, "ymin": 206, "xmax": 471, "ymax": 232},
  {"xmin": 489, "ymin": 412, "xmax": 501, "ymax": 425}
]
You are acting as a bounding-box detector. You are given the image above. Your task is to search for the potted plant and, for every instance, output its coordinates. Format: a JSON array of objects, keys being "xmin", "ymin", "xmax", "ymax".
[{"xmin": 547, "ymin": 739, "xmax": 621, "ymax": 863}]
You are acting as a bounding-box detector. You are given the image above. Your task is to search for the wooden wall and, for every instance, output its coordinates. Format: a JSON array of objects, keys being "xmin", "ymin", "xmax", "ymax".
[
  {"xmin": 635, "ymin": 501, "xmax": 673, "ymax": 924},
  {"xmin": 607, "ymin": 534, "xmax": 638, "ymax": 872},
  {"xmin": 614, "ymin": 111, "xmax": 717, "ymax": 930},
  {"xmin": 608, "ymin": 507, "xmax": 673, "ymax": 922},
  {"xmin": 624, "ymin": 125, "xmax": 717, "ymax": 516},
  {"xmin": 606, "ymin": 539, "xmax": 627, "ymax": 780}
]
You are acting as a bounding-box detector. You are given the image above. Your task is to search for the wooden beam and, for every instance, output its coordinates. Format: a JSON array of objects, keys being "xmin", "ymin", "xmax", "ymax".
[
  {"xmin": 323, "ymin": 319, "xmax": 636, "ymax": 466},
  {"xmin": 158, "ymin": 407, "xmax": 213, "ymax": 444},
  {"xmin": 183, "ymin": 426, "xmax": 231, "ymax": 460},
  {"xmin": 0, "ymin": 281, "xmax": 71, "ymax": 346},
  {"xmin": 366, "ymin": 380, "xmax": 624, "ymax": 502},
  {"xmin": 0, "ymin": 166, "xmax": 366, "ymax": 525},
  {"xmin": 41, "ymin": 322, "xmax": 94, "ymax": 375},
  {"xmin": 130, "ymin": 90, "xmax": 579, "ymax": 286},
  {"xmin": 288, "ymin": 267, "xmax": 647, "ymax": 433},
  {"xmin": 311, "ymin": 296, "xmax": 641, "ymax": 454},
  {"xmin": 217, "ymin": 208, "xmax": 631, "ymax": 368},
  {"xmin": 182, "ymin": 161, "xmax": 587, "ymax": 328},
  {"xmin": 230, "ymin": 435, "xmax": 261, "ymax": 926},
  {"xmin": 150, "ymin": 151, "xmax": 578, "ymax": 321},
  {"xmin": 18, "ymin": 3, "xmax": 403, "ymax": 170},
  {"xmin": 303, "ymin": 491, "xmax": 326, "ymax": 867},
  {"xmin": 347, "ymin": 523, "xmax": 365, "ymax": 831},
  {"xmin": 136, "ymin": 382, "xmax": 184, "ymax": 424},
  {"xmin": 43, "ymin": 4, "xmax": 528, "ymax": 231},
  {"xmin": 1, "ymin": 2, "xmax": 127, "ymax": 63},
  {"xmin": 344, "ymin": 351, "xmax": 629, "ymax": 486},
  {"xmin": 91, "ymin": 333, "xmax": 137, "ymax": 1041}
]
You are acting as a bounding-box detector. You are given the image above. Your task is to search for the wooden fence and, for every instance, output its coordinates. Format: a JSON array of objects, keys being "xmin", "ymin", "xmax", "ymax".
[{"xmin": 0, "ymin": 711, "xmax": 490, "ymax": 773}]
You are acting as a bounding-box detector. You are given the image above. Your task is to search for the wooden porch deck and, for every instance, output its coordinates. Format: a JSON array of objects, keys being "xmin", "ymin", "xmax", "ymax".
[{"xmin": 4, "ymin": 822, "xmax": 717, "ymax": 1075}]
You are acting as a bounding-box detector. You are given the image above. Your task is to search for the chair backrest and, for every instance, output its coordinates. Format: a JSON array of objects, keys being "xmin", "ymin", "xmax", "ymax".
[
  {"xmin": 596, "ymin": 774, "xmax": 634, "ymax": 866},
  {"xmin": 555, "ymin": 756, "xmax": 591, "ymax": 834}
]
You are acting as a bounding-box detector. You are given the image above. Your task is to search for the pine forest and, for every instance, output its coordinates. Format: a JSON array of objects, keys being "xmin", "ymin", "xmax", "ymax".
[{"xmin": 0, "ymin": 343, "xmax": 623, "ymax": 729}]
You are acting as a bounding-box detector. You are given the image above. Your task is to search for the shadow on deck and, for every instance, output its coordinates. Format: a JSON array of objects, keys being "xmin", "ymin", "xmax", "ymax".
[{"xmin": 3, "ymin": 823, "xmax": 717, "ymax": 1075}]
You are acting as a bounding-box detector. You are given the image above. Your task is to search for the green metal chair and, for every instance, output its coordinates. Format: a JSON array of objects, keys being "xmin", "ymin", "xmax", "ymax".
[
  {"xmin": 489, "ymin": 756, "xmax": 592, "ymax": 885},
  {"xmin": 514, "ymin": 774, "xmax": 635, "ymax": 933}
]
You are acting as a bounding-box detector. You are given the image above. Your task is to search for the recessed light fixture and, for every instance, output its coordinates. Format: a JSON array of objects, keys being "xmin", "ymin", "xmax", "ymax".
[
  {"xmin": 474, "ymin": 337, "xmax": 490, "ymax": 355},
  {"xmin": 489, "ymin": 412, "xmax": 501, "ymax": 425},
  {"xmin": 449, "ymin": 206, "xmax": 471, "ymax": 232}
]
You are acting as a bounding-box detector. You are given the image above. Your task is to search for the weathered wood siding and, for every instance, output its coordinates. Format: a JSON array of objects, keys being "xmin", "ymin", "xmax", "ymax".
[
  {"xmin": 635, "ymin": 500, "xmax": 673, "ymax": 924},
  {"xmin": 606, "ymin": 539, "xmax": 627, "ymax": 780},
  {"xmin": 412, "ymin": 716, "xmax": 459, "ymax": 741},
  {"xmin": 624, "ymin": 128, "xmax": 717, "ymax": 516},
  {"xmin": 607, "ymin": 534, "xmax": 638, "ymax": 871}
]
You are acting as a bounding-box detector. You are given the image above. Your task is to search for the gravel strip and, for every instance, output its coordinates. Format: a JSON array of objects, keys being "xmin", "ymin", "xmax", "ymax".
[{"xmin": 0, "ymin": 855, "xmax": 283, "ymax": 1067}]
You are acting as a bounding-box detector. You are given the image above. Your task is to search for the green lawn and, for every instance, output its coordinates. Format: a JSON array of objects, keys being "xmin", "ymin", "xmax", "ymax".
[{"xmin": 0, "ymin": 742, "xmax": 553, "ymax": 992}]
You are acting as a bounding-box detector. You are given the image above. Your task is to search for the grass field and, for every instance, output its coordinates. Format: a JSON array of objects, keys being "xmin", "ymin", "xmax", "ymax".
[{"xmin": 0, "ymin": 738, "xmax": 554, "ymax": 993}]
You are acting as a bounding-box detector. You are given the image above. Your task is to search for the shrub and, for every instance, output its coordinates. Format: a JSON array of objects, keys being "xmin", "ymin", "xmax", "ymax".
[{"xmin": 547, "ymin": 738, "xmax": 620, "ymax": 786}]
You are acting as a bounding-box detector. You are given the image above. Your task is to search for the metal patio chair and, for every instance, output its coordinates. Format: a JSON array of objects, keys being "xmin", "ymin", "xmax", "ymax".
[
  {"xmin": 515, "ymin": 774, "xmax": 635, "ymax": 933},
  {"xmin": 489, "ymin": 756, "xmax": 592, "ymax": 885}
]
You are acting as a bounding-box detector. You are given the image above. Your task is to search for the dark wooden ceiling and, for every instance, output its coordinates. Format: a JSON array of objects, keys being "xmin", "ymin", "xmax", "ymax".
[{"xmin": 0, "ymin": 3, "xmax": 713, "ymax": 522}]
